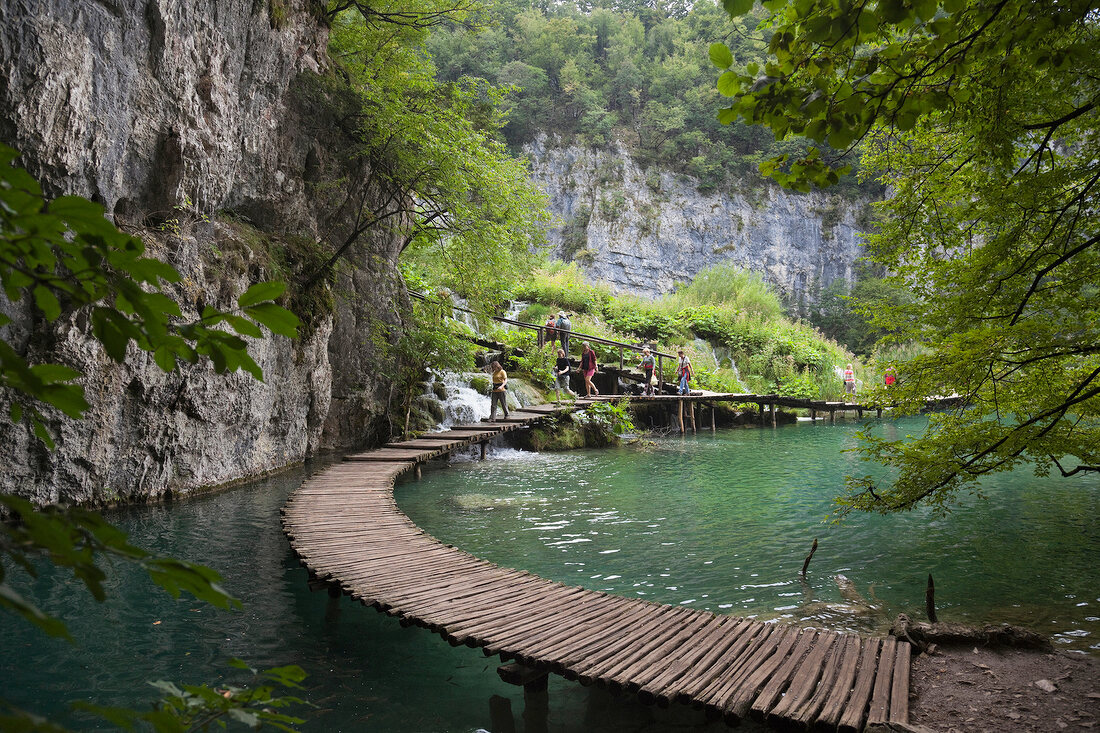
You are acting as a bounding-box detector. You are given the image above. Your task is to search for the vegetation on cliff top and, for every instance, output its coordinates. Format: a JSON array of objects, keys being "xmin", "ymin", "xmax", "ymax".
[{"xmin": 425, "ymin": 0, "xmax": 879, "ymax": 197}]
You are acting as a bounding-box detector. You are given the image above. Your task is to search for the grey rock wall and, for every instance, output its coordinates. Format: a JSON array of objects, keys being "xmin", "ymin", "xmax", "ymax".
[
  {"xmin": 527, "ymin": 135, "xmax": 872, "ymax": 307},
  {"xmin": 0, "ymin": 0, "xmax": 406, "ymax": 504}
]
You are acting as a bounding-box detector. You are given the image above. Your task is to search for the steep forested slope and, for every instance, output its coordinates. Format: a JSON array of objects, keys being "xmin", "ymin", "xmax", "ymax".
[{"xmin": 426, "ymin": 0, "xmax": 876, "ymax": 197}]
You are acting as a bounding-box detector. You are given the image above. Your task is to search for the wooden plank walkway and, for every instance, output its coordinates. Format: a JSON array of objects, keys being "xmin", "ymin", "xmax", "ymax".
[{"xmin": 282, "ymin": 403, "xmax": 912, "ymax": 730}]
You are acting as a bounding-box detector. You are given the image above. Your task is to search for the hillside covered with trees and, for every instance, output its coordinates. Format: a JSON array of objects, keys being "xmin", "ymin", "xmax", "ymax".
[{"xmin": 424, "ymin": 0, "xmax": 877, "ymax": 196}]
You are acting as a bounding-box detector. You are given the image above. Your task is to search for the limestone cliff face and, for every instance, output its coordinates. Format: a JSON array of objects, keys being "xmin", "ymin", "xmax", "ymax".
[
  {"xmin": 0, "ymin": 0, "xmax": 405, "ymax": 504},
  {"xmin": 526, "ymin": 136, "xmax": 871, "ymax": 307}
]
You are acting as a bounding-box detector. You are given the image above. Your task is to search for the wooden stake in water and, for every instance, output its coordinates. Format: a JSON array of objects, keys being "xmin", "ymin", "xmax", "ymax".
[
  {"xmin": 801, "ymin": 537, "xmax": 818, "ymax": 577},
  {"xmin": 926, "ymin": 573, "xmax": 938, "ymax": 623}
]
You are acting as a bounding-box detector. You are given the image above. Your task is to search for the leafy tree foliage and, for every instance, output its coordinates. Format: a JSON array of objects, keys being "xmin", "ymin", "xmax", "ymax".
[
  {"xmin": 808, "ymin": 271, "xmax": 912, "ymax": 357},
  {"xmin": 1, "ymin": 149, "xmax": 305, "ymax": 728},
  {"xmin": 425, "ymin": 0, "xmax": 876, "ymax": 195},
  {"xmin": 713, "ymin": 0, "xmax": 1100, "ymax": 512},
  {"xmin": 317, "ymin": 2, "xmax": 548, "ymax": 308}
]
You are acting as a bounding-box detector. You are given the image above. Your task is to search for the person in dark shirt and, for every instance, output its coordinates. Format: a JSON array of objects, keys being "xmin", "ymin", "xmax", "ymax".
[{"xmin": 553, "ymin": 348, "xmax": 575, "ymax": 403}]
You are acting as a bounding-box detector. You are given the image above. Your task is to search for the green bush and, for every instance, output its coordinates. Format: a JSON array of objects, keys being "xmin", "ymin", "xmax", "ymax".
[
  {"xmin": 605, "ymin": 297, "xmax": 684, "ymax": 343},
  {"xmin": 658, "ymin": 262, "xmax": 784, "ymax": 320},
  {"xmin": 511, "ymin": 263, "xmax": 611, "ymax": 315},
  {"xmin": 777, "ymin": 368, "xmax": 818, "ymax": 398}
]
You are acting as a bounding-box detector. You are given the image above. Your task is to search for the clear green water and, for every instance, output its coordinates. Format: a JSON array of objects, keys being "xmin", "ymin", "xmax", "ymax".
[
  {"xmin": 398, "ymin": 418, "xmax": 1099, "ymax": 651},
  {"xmin": 0, "ymin": 460, "xmax": 740, "ymax": 732},
  {"xmin": 3, "ymin": 418, "xmax": 1096, "ymax": 731}
]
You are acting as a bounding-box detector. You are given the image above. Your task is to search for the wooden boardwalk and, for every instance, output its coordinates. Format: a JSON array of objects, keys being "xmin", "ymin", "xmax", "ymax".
[{"xmin": 283, "ymin": 402, "xmax": 912, "ymax": 730}]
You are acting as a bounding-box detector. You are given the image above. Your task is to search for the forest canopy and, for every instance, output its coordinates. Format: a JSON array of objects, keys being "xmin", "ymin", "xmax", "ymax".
[{"xmin": 425, "ymin": 0, "xmax": 877, "ymax": 195}]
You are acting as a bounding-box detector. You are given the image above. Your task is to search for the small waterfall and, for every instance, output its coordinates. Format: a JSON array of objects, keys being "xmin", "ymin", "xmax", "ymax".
[
  {"xmin": 501, "ymin": 299, "xmax": 529, "ymax": 325},
  {"xmin": 449, "ymin": 295, "xmax": 483, "ymax": 334},
  {"xmin": 698, "ymin": 340, "xmax": 743, "ymax": 386},
  {"xmin": 433, "ymin": 372, "xmax": 491, "ymax": 429}
]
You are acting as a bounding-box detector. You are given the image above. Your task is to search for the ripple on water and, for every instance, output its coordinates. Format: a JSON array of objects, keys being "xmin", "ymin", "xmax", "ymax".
[{"xmin": 399, "ymin": 418, "xmax": 1100, "ymax": 652}]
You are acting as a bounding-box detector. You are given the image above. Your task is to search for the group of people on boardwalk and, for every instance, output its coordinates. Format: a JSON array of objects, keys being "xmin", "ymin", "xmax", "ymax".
[
  {"xmin": 843, "ymin": 364, "xmax": 898, "ymax": 402},
  {"xmin": 490, "ymin": 310, "xmax": 703, "ymax": 417},
  {"xmin": 551, "ymin": 341, "xmax": 599, "ymax": 402},
  {"xmin": 492, "ymin": 310, "xmax": 900, "ymax": 418}
]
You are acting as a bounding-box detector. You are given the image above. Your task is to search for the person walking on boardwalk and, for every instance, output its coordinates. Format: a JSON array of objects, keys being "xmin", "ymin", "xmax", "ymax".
[
  {"xmin": 884, "ymin": 366, "xmax": 896, "ymax": 388},
  {"xmin": 488, "ymin": 360, "xmax": 509, "ymax": 421},
  {"xmin": 543, "ymin": 314, "xmax": 557, "ymax": 349},
  {"xmin": 676, "ymin": 349, "xmax": 693, "ymax": 395},
  {"xmin": 844, "ymin": 363, "xmax": 856, "ymax": 401},
  {"xmin": 553, "ymin": 348, "xmax": 575, "ymax": 403},
  {"xmin": 555, "ymin": 311, "xmax": 572, "ymax": 355},
  {"xmin": 580, "ymin": 342, "xmax": 599, "ymax": 397},
  {"xmin": 639, "ymin": 346, "xmax": 656, "ymax": 396}
]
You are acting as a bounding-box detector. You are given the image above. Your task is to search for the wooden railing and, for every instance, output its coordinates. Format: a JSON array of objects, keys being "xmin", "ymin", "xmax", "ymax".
[{"xmin": 409, "ymin": 291, "xmax": 677, "ymax": 394}]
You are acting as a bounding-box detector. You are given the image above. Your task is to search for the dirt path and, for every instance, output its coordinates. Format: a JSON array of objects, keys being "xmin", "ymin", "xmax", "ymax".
[{"xmin": 907, "ymin": 646, "xmax": 1099, "ymax": 732}]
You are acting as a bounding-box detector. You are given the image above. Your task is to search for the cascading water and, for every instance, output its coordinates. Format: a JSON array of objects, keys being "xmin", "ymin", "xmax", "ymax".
[
  {"xmin": 432, "ymin": 372, "xmax": 492, "ymax": 429},
  {"xmin": 693, "ymin": 338, "xmax": 744, "ymax": 388},
  {"xmin": 501, "ymin": 299, "xmax": 529, "ymax": 325},
  {"xmin": 449, "ymin": 295, "xmax": 484, "ymax": 334}
]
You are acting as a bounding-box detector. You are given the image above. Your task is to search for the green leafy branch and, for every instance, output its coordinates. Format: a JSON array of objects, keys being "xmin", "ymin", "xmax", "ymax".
[
  {"xmin": 0, "ymin": 144, "xmax": 299, "ymax": 443},
  {"xmin": 73, "ymin": 659, "xmax": 308, "ymax": 732}
]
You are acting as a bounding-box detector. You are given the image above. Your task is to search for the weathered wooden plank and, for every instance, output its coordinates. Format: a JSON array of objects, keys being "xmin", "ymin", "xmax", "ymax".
[
  {"xmin": 510, "ymin": 599, "xmax": 638, "ymax": 666},
  {"xmin": 575, "ymin": 606, "xmax": 700, "ymax": 685},
  {"xmin": 636, "ymin": 616, "xmax": 749, "ymax": 704},
  {"xmin": 729, "ymin": 629, "xmax": 816, "ymax": 722},
  {"xmin": 889, "ymin": 639, "xmax": 911, "ymax": 725},
  {"xmin": 514, "ymin": 598, "xmax": 646, "ymax": 668},
  {"xmin": 790, "ymin": 633, "xmax": 858, "ymax": 729},
  {"xmin": 693, "ymin": 623, "xmax": 787, "ymax": 708},
  {"xmin": 865, "ymin": 636, "xmax": 897, "ymax": 727},
  {"xmin": 763, "ymin": 631, "xmax": 837, "ymax": 724},
  {"xmin": 836, "ymin": 637, "xmax": 881, "ymax": 733},
  {"xmin": 671, "ymin": 621, "xmax": 774, "ymax": 706},
  {"xmin": 607, "ymin": 611, "xmax": 717, "ymax": 692},
  {"xmin": 345, "ymin": 450, "xmax": 432, "ymax": 462}
]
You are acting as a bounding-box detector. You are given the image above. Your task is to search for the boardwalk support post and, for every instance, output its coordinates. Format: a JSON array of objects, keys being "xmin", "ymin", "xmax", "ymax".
[
  {"xmin": 480, "ymin": 441, "xmax": 488, "ymax": 460},
  {"xmin": 810, "ymin": 408, "xmax": 816, "ymax": 421},
  {"xmin": 690, "ymin": 400, "xmax": 696, "ymax": 434},
  {"xmin": 770, "ymin": 401, "xmax": 777, "ymax": 427},
  {"xmin": 678, "ymin": 399, "xmax": 685, "ymax": 434},
  {"xmin": 710, "ymin": 403, "xmax": 716, "ymax": 432}
]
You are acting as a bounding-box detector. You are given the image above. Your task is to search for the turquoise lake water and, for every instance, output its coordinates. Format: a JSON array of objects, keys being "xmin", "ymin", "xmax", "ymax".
[{"xmin": 3, "ymin": 417, "xmax": 1097, "ymax": 731}]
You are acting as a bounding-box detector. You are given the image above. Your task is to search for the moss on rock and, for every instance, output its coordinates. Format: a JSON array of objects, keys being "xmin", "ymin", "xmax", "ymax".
[{"xmin": 511, "ymin": 414, "xmax": 620, "ymax": 451}]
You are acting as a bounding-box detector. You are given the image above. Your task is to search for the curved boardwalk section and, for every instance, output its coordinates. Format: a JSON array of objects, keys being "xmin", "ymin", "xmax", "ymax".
[{"xmin": 283, "ymin": 409, "xmax": 912, "ymax": 730}]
